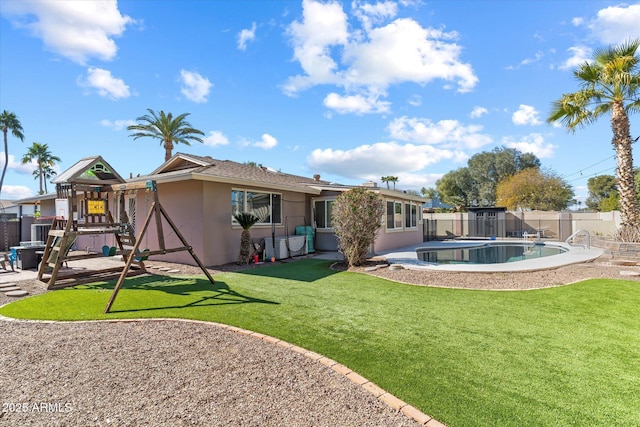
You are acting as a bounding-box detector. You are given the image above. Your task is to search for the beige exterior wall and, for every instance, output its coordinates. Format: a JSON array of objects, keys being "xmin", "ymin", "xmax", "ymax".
[
  {"xmin": 140, "ymin": 180, "xmax": 206, "ymax": 265},
  {"xmin": 375, "ymin": 226, "xmax": 423, "ymax": 252},
  {"xmin": 374, "ymin": 197, "xmax": 424, "ymax": 252},
  {"xmin": 139, "ymin": 180, "xmax": 310, "ymax": 266},
  {"xmin": 23, "ymin": 180, "xmax": 427, "ymax": 266}
]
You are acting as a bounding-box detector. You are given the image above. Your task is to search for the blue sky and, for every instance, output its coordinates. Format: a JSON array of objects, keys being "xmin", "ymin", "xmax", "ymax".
[{"xmin": 1, "ymin": 0, "xmax": 639, "ymax": 206}]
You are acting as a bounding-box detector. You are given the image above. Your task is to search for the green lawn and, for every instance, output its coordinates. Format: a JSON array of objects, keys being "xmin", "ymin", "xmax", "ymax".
[{"xmin": 1, "ymin": 259, "xmax": 639, "ymax": 426}]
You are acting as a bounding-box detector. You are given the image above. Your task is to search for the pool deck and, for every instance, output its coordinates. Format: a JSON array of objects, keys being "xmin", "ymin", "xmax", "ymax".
[{"xmin": 378, "ymin": 239, "xmax": 604, "ymax": 272}]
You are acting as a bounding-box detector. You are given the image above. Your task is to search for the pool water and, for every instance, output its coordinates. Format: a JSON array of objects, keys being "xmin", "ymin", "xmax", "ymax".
[{"xmin": 417, "ymin": 243, "xmax": 567, "ymax": 265}]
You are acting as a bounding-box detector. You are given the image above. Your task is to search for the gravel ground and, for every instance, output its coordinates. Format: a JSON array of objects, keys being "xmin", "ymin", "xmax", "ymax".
[
  {"xmin": 0, "ymin": 320, "xmax": 420, "ymax": 427},
  {"xmin": 1, "ymin": 255, "xmax": 638, "ymax": 426},
  {"xmin": 351, "ymin": 256, "xmax": 640, "ymax": 290}
]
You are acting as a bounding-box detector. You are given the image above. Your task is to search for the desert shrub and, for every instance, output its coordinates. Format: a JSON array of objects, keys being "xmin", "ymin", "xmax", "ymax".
[{"xmin": 332, "ymin": 187, "xmax": 384, "ymax": 267}]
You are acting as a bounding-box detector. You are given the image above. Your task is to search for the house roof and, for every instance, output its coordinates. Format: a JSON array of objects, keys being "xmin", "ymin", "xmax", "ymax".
[
  {"xmin": 52, "ymin": 155, "xmax": 125, "ymax": 185},
  {"xmin": 14, "ymin": 193, "xmax": 58, "ymax": 205},
  {"xmin": 423, "ymin": 198, "xmax": 452, "ymax": 210},
  {"xmin": 135, "ymin": 153, "xmax": 331, "ymax": 195},
  {"xmin": 127, "ymin": 153, "xmax": 428, "ymax": 202}
]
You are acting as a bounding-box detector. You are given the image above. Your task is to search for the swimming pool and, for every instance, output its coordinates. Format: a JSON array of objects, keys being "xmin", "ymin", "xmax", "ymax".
[
  {"xmin": 417, "ymin": 242, "xmax": 567, "ymax": 265},
  {"xmin": 380, "ymin": 240, "xmax": 604, "ymax": 272}
]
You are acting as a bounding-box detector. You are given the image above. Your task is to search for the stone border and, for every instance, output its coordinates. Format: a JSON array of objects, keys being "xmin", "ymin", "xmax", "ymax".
[
  {"xmin": 592, "ymin": 236, "xmax": 640, "ymax": 261},
  {"xmin": 0, "ymin": 314, "xmax": 446, "ymax": 426}
]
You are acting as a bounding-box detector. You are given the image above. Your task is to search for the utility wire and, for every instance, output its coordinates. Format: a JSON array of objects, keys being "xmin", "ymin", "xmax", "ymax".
[
  {"xmin": 561, "ymin": 154, "xmax": 616, "ymax": 179},
  {"xmin": 566, "ymin": 166, "xmax": 617, "ymax": 184}
]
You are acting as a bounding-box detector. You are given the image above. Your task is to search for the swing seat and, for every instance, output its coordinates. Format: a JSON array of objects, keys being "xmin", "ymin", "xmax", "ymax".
[{"xmin": 134, "ymin": 248, "xmax": 150, "ymax": 262}]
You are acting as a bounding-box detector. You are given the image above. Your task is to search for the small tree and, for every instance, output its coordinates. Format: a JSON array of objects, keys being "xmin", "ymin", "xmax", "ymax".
[
  {"xmin": 496, "ymin": 168, "xmax": 574, "ymax": 211},
  {"xmin": 332, "ymin": 187, "xmax": 384, "ymax": 267},
  {"xmin": 233, "ymin": 212, "xmax": 260, "ymax": 265}
]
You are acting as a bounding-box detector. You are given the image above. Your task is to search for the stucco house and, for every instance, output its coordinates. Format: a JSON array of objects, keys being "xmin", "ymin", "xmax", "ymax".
[{"xmin": 22, "ymin": 153, "xmax": 426, "ymax": 267}]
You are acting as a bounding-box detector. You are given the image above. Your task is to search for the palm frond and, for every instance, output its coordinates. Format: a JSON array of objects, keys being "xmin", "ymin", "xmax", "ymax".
[{"xmin": 233, "ymin": 212, "xmax": 261, "ymax": 230}]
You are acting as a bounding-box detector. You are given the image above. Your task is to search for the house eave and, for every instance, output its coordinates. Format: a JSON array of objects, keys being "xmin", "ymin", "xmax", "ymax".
[
  {"xmin": 125, "ymin": 171, "xmax": 323, "ymax": 195},
  {"xmin": 191, "ymin": 172, "xmax": 323, "ymax": 195}
]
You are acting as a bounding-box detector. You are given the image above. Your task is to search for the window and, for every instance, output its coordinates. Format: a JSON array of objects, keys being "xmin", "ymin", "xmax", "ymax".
[
  {"xmin": 314, "ymin": 199, "xmax": 334, "ymax": 229},
  {"xmin": 405, "ymin": 203, "xmax": 419, "ymax": 228},
  {"xmin": 231, "ymin": 189, "xmax": 282, "ymax": 224},
  {"xmin": 387, "ymin": 201, "xmax": 403, "ymax": 230}
]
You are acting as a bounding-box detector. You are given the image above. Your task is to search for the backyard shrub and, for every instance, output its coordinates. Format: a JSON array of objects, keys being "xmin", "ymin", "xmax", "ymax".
[{"xmin": 332, "ymin": 187, "xmax": 384, "ymax": 267}]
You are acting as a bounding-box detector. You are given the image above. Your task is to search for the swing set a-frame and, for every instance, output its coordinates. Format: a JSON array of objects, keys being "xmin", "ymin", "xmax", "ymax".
[{"xmin": 36, "ymin": 156, "xmax": 214, "ymax": 314}]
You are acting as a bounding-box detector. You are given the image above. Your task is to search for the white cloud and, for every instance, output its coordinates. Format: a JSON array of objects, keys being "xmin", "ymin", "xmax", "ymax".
[
  {"xmin": 203, "ymin": 131, "xmax": 229, "ymax": 147},
  {"xmin": 470, "ymin": 106, "xmax": 488, "ymax": 119},
  {"xmin": 512, "ymin": 104, "xmax": 542, "ymax": 126},
  {"xmin": 407, "ymin": 94, "xmax": 422, "ymax": 106},
  {"xmin": 394, "ymin": 171, "xmax": 444, "ymax": 189},
  {"xmin": 586, "ymin": 3, "xmax": 640, "ymax": 45},
  {"xmin": 387, "ymin": 116, "xmax": 493, "ymax": 150},
  {"xmin": 343, "ymin": 18, "xmax": 477, "ymax": 91},
  {"xmin": 353, "ymin": 0, "xmax": 398, "ymax": 31},
  {"xmin": 559, "ymin": 45, "xmax": 592, "ymax": 71},
  {"xmin": 237, "ymin": 22, "xmax": 257, "ymax": 51},
  {"xmin": 1, "ymin": 0, "xmax": 133, "ymax": 64},
  {"xmin": 307, "ymin": 141, "xmax": 458, "ymax": 181},
  {"xmin": 179, "ymin": 70, "xmax": 212, "ymax": 103},
  {"xmin": 1, "ymin": 185, "xmax": 34, "ymax": 200},
  {"xmin": 502, "ymin": 133, "xmax": 557, "ymax": 159},
  {"xmin": 283, "ymin": 0, "xmax": 477, "ymax": 111},
  {"xmin": 0, "ymin": 153, "xmax": 37, "ymax": 174},
  {"xmin": 252, "ymin": 134, "xmax": 278, "ymax": 150},
  {"xmin": 323, "ymin": 92, "xmax": 390, "ymax": 114},
  {"xmin": 283, "ymin": 0, "xmax": 349, "ymax": 94},
  {"xmin": 507, "ymin": 50, "xmax": 545, "ymax": 69},
  {"xmin": 79, "ymin": 67, "xmax": 130, "ymax": 99},
  {"xmin": 100, "ymin": 119, "xmax": 136, "ymax": 130}
]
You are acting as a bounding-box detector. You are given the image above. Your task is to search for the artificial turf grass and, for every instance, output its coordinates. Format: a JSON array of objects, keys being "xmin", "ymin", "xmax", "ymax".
[{"xmin": 1, "ymin": 259, "xmax": 639, "ymax": 427}]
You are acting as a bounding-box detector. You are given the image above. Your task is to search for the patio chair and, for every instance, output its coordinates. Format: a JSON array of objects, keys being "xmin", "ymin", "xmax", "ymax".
[{"xmin": 1, "ymin": 252, "xmax": 15, "ymax": 272}]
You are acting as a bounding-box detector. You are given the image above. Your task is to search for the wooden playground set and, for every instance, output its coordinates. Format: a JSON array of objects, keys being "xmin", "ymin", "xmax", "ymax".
[{"xmin": 37, "ymin": 156, "xmax": 214, "ymax": 313}]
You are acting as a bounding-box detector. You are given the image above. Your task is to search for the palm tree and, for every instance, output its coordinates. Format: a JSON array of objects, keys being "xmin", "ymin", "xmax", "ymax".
[
  {"xmin": 21, "ymin": 142, "xmax": 61, "ymax": 195},
  {"xmin": 127, "ymin": 109, "xmax": 205, "ymax": 162},
  {"xmin": 548, "ymin": 39, "xmax": 640, "ymax": 235},
  {"xmin": 0, "ymin": 110, "xmax": 25, "ymax": 196},
  {"xmin": 40, "ymin": 163, "xmax": 57, "ymax": 194},
  {"xmin": 382, "ymin": 176, "xmax": 399, "ymax": 190},
  {"xmin": 233, "ymin": 212, "xmax": 260, "ymax": 265}
]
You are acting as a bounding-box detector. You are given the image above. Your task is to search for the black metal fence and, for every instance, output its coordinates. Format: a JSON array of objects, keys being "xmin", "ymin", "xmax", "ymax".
[{"xmin": 423, "ymin": 217, "xmax": 610, "ymax": 242}]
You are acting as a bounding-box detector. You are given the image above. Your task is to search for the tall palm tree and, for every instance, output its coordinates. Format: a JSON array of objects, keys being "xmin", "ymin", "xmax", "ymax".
[
  {"xmin": 21, "ymin": 142, "xmax": 61, "ymax": 195},
  {"xmin": 127, "ymin": 109, "xmax": 205, "ymax": 162},
  {"xmin": 0, "ymin": 110, "xmax": 25, "ymax": 197},
  {"xmin": 548, "ymin": 39, "xmax": 640, "ymax": 234},
  {"xmin": 381, "ymin": 176, "xmax": 399, "ymax": 190},
  {"xmin": 40, "ymin": 163, "xmax": 57, "ymax": 194}
]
